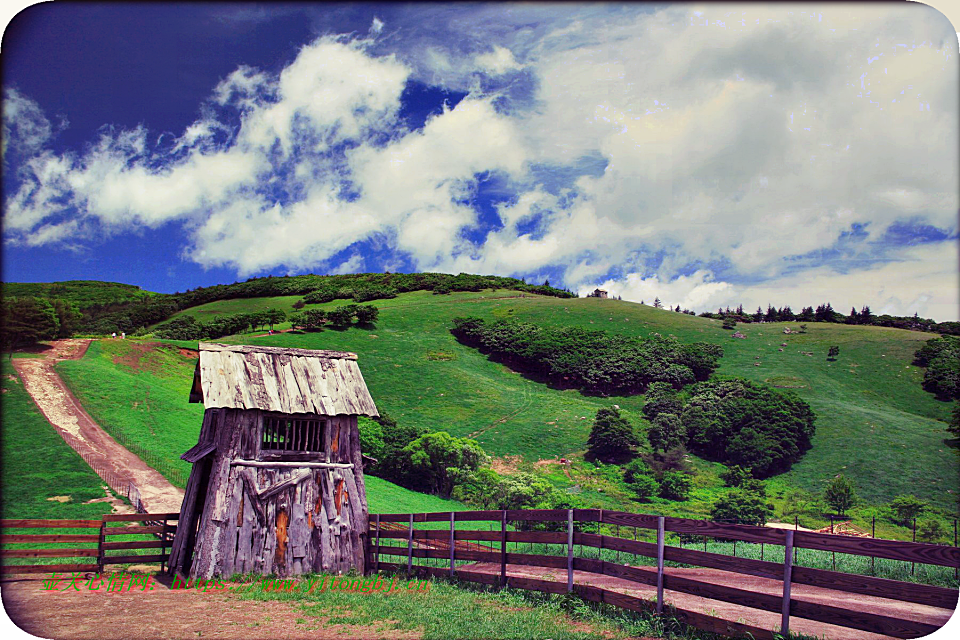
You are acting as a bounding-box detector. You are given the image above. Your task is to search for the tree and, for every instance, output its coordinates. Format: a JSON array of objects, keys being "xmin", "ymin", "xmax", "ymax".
[
  {"xmin": 888, "ymin": 495, "xmax": 927, "ymax": 526},
  {"xmin": 710, "ymin": 488, "xmax": 771, "ymax": 525},
  {"xmin": 824, "ymin": 475, "xmax": 856, "ymax": 516},
  {"xmin": 50, "ymin": 299, "xmax": 82, "ymax": 338},
  {"xmin": 859, "ymin": 305, "xmax": 873, "ymax": 325},
  {"xmin": 1, "ymin": 297, "xmax": 59, "ymax": 350},
  {"xmin": 653, "ymin": 297, "xmax": 662, "ymax": 309},
  {"xmin": 628, "ymin": 475, "xmax": 659, "ymax": 502},
  {"xmin": 949, "ymin": 402, "xmax": 960, "ymax": 439},
  {"xmin": 265, "ymin": 308, "xmax": 286, "ymax": 329},
  {"xmin": 720, "ymin": 465, "xmax": 752, "ymax": 487},
  {"xmin": 721, "ymin": 317, "xmax": 736, "ymax": 330},
  {"xmin": 917, "ymin": 519, "xmax": 946, "ymax": 543},
  {"xmin": 648, "ymin": 413, "xmax": 685, "ymax": 453},
  {"xmin": 327, "ymin": 306, "xmax": 356, "ymax": 328},
  {"xmin": 827, "ymin": 345, "xmax": 839, "ymax": 360},
  {"xmin": 658, "ymin": 471, "xmax": 692, "ymax": 500},
  {"xmin": 586, "ymin": 406, "xmax": 639, "ymax": 462}
]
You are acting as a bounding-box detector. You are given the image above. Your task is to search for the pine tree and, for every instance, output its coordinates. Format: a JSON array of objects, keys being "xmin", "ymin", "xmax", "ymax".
[{"xmin": 653, "ymin": 297, "xmax": 662, "ymax": 309}]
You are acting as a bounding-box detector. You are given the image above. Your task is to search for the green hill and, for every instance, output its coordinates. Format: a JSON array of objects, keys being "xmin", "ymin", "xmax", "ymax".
[
  {"xmin": 147, "ymin": 289, "xmax": 956, "ymax": 513},
  {"xmin": 2, "ymin": 280, "xmax": 155, "ymax": 309}
]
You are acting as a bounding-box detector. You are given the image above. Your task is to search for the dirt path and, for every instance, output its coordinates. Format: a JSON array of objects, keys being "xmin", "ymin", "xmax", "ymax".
[
  {"xmin": 462, "ymin": 562, "xmax": 955, "ymax": 640},
  {"xmin": 11, "ymin": 339, "xmax": 184, "ymax": 514},
  {"xmin": 0, "ymin": 577, "xmax": 419, "ymax": 640}
]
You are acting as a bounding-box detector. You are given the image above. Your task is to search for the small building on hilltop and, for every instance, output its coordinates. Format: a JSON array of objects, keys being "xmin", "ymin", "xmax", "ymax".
[
  {"xmin": 168, "ymin": 342, "xmax": 379, "ymax": 579},
  {"xmin": 588, "ymin": 288, "xmax": 609, "ymax": 298}
]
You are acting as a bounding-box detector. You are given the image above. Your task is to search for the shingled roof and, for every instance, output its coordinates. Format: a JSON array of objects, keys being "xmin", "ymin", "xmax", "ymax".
[{"xmin": 189, "ymin": 343, "xmax": 379, "ymax": 417}]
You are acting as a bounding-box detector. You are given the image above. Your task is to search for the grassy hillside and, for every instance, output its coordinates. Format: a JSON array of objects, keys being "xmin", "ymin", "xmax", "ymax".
[
  {"xmin": 1, "ymin": 361, "xmax": 115, "ymax": 519},
  {"xmin": 156, "ymin": 289, "xmax": 956, "ymax": 512},
  {"xmin": 2, "ymin": 280, "xmax": 155, "ymax": 309}
]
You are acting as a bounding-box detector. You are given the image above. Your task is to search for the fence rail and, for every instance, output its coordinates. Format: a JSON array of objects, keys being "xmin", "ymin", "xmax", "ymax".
[
  {"xmin": 1, "ymin": 513, "xmax": 179, "ymax": 575},
  {"xmin": 368, "ymin": 509, "xmax": 960, "ymax": 640}
]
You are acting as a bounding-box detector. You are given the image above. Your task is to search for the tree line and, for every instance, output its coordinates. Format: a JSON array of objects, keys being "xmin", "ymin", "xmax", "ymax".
[{"xmin": 450, "ymin": 317, "xmax": 722, "ymax": 395}]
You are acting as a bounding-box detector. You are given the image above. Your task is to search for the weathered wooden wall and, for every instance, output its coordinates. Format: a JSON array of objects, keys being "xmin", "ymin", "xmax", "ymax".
[{"xmin": 169, "ymin": 408, "xmax": 368, "ymax": 579}]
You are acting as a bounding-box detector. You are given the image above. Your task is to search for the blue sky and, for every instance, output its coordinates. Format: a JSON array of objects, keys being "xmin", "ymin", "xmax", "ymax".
[{"xmin": 2, "ymin": 3, "xmax": 958, "ymax": 320}]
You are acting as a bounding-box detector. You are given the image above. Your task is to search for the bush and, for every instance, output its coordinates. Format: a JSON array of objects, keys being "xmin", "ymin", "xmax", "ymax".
[
  {"xmin": 710, "ymin": 488, "xmax": 771, "ymax": 526},
  {"xmin": 888, "ymin": 495, "xmax": 927, "ymax": 526},
  {"xmin": 681, "ymin": 378, "xmax": 816, "ymax": 478},
  {"xmin": 648, "ymin": 413, "xmax": 685, "ymax": 453},
  {"xmin": 917, "ymin": 519, "xmax": 947, "ymax": 543},
  {"xmin": 628, "ymin": 475, "xmax": 660, "ymax": 502},
  {"xmin": 586, "ymin": 407, "xmax": 639, "ymax": 462},
  {"xmin": 658, "ymin": 471, "xmax": 692, "ymax": 501}
]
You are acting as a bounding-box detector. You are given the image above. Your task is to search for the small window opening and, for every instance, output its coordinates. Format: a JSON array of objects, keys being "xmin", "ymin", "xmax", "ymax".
[{"xmin": 261, "ymin": 416, "xmax": 325, "ymax": 453}]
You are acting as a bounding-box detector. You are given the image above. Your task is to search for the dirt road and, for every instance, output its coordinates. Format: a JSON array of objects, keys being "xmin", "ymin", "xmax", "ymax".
[{"xmin": 11, "ymin": 339, "xmax": 184, "ymax": 513}]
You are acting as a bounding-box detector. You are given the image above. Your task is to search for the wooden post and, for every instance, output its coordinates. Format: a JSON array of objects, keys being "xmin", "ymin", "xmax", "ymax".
[
  {"xmin": 781, "ymin": 530, "xmax": 795, "ymax": 638},
  {"xmin": 830, "ymin": 515, "xmax": 836, "ymax": 571},
  {"xmin": 449, "ymin": 512, "xmax": 456, "ymax": 578},
  {"xmin": 406, "ymin": 514, "xmax": 414, "ymax": 576},
  {"xmin": 794, "ymin": 515, "xmax": 799, "ymax": 563},
  {"xmin": 566, "ymin": 509, "xmax": 574, "ymax": 593},
  {"xmin": 615, "ymin": 523, "xmax": 620, "ymax": 564},
  {"xmin": 656, "ymin": 516, "xmax": 665, "ymax": 615},
  {"xmin": 912, "ymin": 517, "xmax": 916, "ymax": 575},
  {"xmin": 97, "ymin": 518, "xmax": 107, "ymax": 575},
  {"xmin": 375, "ymin": 514, "xmax": 381, "ymax": 572},
  {"xmin": 954, "ymin": 519, "xmax": 958, "ymax": 580},
  {"xmin": 760, "ymin": 542, "xmax": 764, "ymax": 561},
  {"xmin": 500, "ymin": 510, "xmax": 508, "ymax": 589},
  {"xmin": 160, "ymin": 517, "xmax": 169, "ymax": 573}
]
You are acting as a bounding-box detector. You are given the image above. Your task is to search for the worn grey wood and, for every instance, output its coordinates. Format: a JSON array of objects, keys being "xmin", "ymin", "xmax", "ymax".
[
  {"xmin": 231, "ymin": 459, "xmax": 355, "ymax": 469},
  {"xmin": 782, "ymin": 529, "xmax": 795, "ymax": 637},
  {"xmin": 656, "ymin": 516, "xmax": 665, "ymax": 614},
  {"xmin": 199, "ymin": 342, "xmax": 358, "ymax": 360},
  {"xmin": 192, "ymin": 345, "xmax": 378, "ymax": 416},
  {"xmin": 407, "ymin": 514, "xmax": 414, "ymax": 575},
  {"xmin": 567, "ymin": 509, "xmax": 574, "ymax": 593},
  {"xmin": 450, "ymin": 512, "xmax": 457, "ymax": 577}
]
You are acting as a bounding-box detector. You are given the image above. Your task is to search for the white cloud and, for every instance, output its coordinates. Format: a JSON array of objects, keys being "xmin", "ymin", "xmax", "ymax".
[
  {"xmin": 2, "ymin": 88, "xmax": 56, "ymax": 159},
  {"xmin": 475, "ymin": 46, "xmax": 522, "ymax": 75}
]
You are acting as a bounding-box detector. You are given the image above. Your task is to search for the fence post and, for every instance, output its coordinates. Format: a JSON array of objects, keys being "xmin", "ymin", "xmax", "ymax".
[
  {"xmin": 97, "ymin": 517, "xmax": 107, "ymax": 575},
  {"xmin": 374, "ymin": 514, "xmax": 380, "ymax": 573},
  {"xmin": 160, "ymin": 517, "xmax": 168, "ymax": 573},
  {"xmin": 954, "ymin": 519, "xmax": 958, "ymax": 581},
  {"xmin": 794, "ymin": 516, "xmax": 798, "ymax": 563},
  {"xmin": 871, "ymin": 516, "xmax": 876, "ymax": 575},
  {"xmin": 912, "ymin": 517, "xmax": 916, "ymax": 575},
  {"xmin": 500, "ymin": 510, "xmax": 508, "ymax": 589},
  {"xmin": 781, "ymin": 530, "xmax": 795, "ymax": 638},
  {"xmin": 566, "ymin": 509, "xmax": 574, "ymax": 593},
  {"xmin": 406, "ymin": 514, "xmax": 414, "ymax": 576},
  {"xmin": 449, "ymin": 512, "xmax": 456, "ymax": 578},
  {"xmin": 656, "ymin": 516, "xmax": 665, "ymax": 615}
]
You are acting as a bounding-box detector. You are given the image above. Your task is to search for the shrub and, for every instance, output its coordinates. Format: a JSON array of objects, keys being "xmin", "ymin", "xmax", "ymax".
[
  {"xmin": 648, "ymin": 413, "xmax": 685, "ymax": 453},
  {"xmin": 586, "ymin": 407, "xmax": 639, "ymax": 462},
  {"xmin": 889, "ymin": 495, "xmax": 927, "ymax": 526},
  {"xmin": 628, "ymin": 475, "xmax": 660, "ymax": 502},
  {"xmin": 658, "ymin": 471, "xmax": 692, "ymax": 501},
  {"xmin": 917, "ymin": 519, "xmax": 947, "ymax": 543},
  {"xmin": 710, "ymin": 488, "xmax": 771, "ymax": 526}
]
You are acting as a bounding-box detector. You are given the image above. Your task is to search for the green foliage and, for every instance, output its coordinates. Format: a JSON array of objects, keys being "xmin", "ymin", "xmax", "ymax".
[
  {"xmin": 586, "ymin": 407, "xmax": 639, "ymax": 462},
  {"xmin": 2, "ymin": 280, "xmax": 151, "ymax": 310},
  {"xmin": 710, "ymin": 488, "xmax": 772, "ymax": 525},
  {"xmin": 621, "ymin": 459, "xmax": 651, "ymax": 484},
  {"xmin": 914, "ymin": 336, "xmax": 960, "ymax": 400},
  {"xmin": 721, "ymin": 317, "xmax": 736, "ymax": 330},
  {"xmin": 355, "ymin": 305, "xmax": 379, "ymax": 324},
  {"xmin": 950, "ymin": 403, "xmax": 960, "ymax": 439},
  {"xmin": 680, "ymin": 378, "xmax": 816, "ymax": 478},
  {"xmin": 640, "ymin": 382, "xmax": 682, "ymax": 421},
  {"xmin": 827, "ymin": 345, "xmax": 840, "ymax": 360},
  {"xmin": 719, "ymin": 465, "xmax": 752, "ymax": 488},
  {"xmin": 888, "ymin": 494, "xmax": 927, "ymax": 525},
  {"xmin": 451, "ymin": 317, "xmax": 721, "ymax": 395},
  {"xmin": 357, "ymin": 416, "xmax": 385, "ymax": 462},
  {"xmin": 824, "ymin": 474, "xmax": 857, "ymax": 516},
  {"xmin": 647, "ymin": 413, "xmax": 685, "ymax": 453},
  {"xmin": 917, "ymin": 518, "xmax": 947, "ymax": 543},
  {"xmin": 1, "ymin": 296, "xmax": 59, "ymax": 349},
  {"xmin": 398, "ymin": 431, "xmax": 487, "ymax": 496},
  {"xmin": 658, "ymin": 471, "xmax": 692, "ymax": 501},
  {"xmin": 627, "ymin": 475, "xmax": 659, "ymax": 502},
  {"xmin": 49, "ymin": 299, "xmax": 83, "ymax": 338},
  {"xmin": 291, "ymin": 309, "xmax": 328, "ymax": 331}
]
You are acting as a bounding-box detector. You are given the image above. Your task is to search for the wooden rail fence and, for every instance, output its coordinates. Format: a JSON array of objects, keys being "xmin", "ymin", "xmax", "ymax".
[
  {"xmin": 1, "ymin": 513, "xmax": 179, "ymax": 575},
  {"xmin": 368, "ymin": 509, "xmax": 960, "ymax": 640}
]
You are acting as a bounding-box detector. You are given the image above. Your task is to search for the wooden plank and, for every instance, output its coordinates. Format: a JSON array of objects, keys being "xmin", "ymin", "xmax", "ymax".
[
  {"xmin": 505, "ymin": 509, "xmax": 568, "ymax": 522},
  {"xmin": 1, "ymin": 519, "xmax": 101, "ymax": 529},
  {"xmin": 505, "ymin": 552, "xmax": 567, "ymax": 569},
  {"xmin": 664, "ymin": 545, "xmax": 784, "ymax": 580},
  {"xmin": 601, "ymin": 562, "xmax": 659, "ymax": 587},
  {"xmin": 102, "ymin": 540, "xmax": 167, "ymax": 551},
  {"xmin": 791, "ymin": 565, "xmax": 959, "ymax": 609},
  {"xmin": 508, "ymin": 575, "xmax": 568, "ymax": 594},
  {"xmin": 102, "ymin": 513, "xmax": 180, "ymax": 522},
  {"xmin": 500, "ymin": 511, "xmax": 507, "ymax": 587},
  {"xmin": 600, "ymin": 511, "xmax": 660, "ymax": 529},
  {"xmin": 101, "ymin": 554, "xmax": 168, "ymax": 565},
  {"xmin": 0, "ymin": 563, "xmax": 99, "ymax": 574},
  {"xmin": 782, "ymin": 529, "xmax": 794, "ymax": 638},
  {"xmin": 181, "ymin": 441, "xmax": 217, "ymax": 463},
  {"xmin": 789, "ymin": 598, "xmax": 942, "ymax": 638},
  {"xmin": 573, "ymin": 509, "xmax": 602, "ymax": 522},
  {"xmin": 665, "ymin": 517, "xmax": 787, "ymax": 545},
  {"xmin": 0, "ymin": 534, "xmax": 100, "ymax": 544},
  {"xmin": 664, "ymin": 573, "xmax": 784, "ymax": 613},
  {"xmin": 200, "ymin": 342, "xmax": 358, "ymax": 360},
  {"xmin": 566, "ymin": 510, "xmax": 574, "ymax": 593},
  {"xmin": 506, "ymin": 531, "xmax": 567, "ymax": 544},
  {"xmin": 231, "ymin": 460, "xmax": 354, "ymax": 469},
  {"xmin": 656, "ymin": 516, "xmax": 664, "ymax": 614},
  {"xmin": 574, "ymin": 532, "xmax": 657, "ymax": 558},
  {"xmin": 673, "ymin": 606, "xmax": 778, "ymax": 640},
  {"xmin": 1, "ymin": 548, "xmax": 99, "ymax": 558},
  {"xmin": 793, "ymin": 530, "xmax": 960, "ymax": 567},
  {"xmin": 103, "ymin": 526, "xmax": 167, "ymax": 536}
]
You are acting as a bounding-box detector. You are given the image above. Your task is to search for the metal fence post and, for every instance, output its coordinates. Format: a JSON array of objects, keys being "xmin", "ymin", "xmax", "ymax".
[
  {"xmin": 449, "ymin": 511, "xmax": 456, "ymax": 578},
  {"xmin": 781, "ymin": 530, "xmax": 795, "ymax": 638},
  {"xmin": 566, "ymin": 509, "xmax": 574, "ymax": 593},
  {"xmin": 406, "ymin": 514, "xmax": 414, "ymax": 576},
  {"xmin": 656, "ymin": 516, "xmax": 665, "ymax": 615}
]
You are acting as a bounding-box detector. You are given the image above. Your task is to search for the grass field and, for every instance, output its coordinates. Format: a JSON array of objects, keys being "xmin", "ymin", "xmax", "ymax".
[
  {"xmin": 1, "ymin": 361, "xmax": 114, "ymax": 520},
  {"xmin": 169, "ymin": 289, "xmax": 956, "ymax": 512}
]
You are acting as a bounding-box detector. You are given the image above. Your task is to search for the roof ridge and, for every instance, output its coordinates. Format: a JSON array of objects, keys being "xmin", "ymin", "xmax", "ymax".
[{"xmin": 198, "ymin": 342, "xmax": 358, "ymax": 360}]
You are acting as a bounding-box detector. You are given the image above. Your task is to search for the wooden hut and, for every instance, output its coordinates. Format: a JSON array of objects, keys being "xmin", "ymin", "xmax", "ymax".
[{"xmin": 168, "ymin": 342, "xmax": 379, "ymax": 579}]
